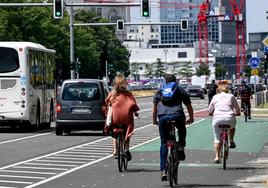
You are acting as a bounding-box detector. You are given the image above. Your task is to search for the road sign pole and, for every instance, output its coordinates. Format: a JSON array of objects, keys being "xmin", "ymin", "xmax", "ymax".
[{"xmin": 69, "ymin": 6, "xmax": 75, "ymax": 79}]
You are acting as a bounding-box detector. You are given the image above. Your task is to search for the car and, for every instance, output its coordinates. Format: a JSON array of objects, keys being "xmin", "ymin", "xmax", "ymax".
[
  {"xmin": 186, "ymin": 85, "xmax": 205, "ymax": 99},
  {"xmin": 55, "ymin": 79, "xmax": 110, "ymax": 135}
]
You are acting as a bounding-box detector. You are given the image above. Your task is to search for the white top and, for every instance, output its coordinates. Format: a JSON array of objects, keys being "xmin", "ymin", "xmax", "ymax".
[{"xmin": 208, "ymin": 92, "xmax": 240, "ymax": 118}]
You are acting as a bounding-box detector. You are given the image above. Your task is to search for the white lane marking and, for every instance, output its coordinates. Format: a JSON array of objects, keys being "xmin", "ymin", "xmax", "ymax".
[
  {"xmin": 186, "ymin": 119, "xmax": 205, "ymax": 128},
  {"xmin": 35, "ymin": 160, "xmax": 86, "ymax": 164},
  {"xmin": 0, "ymin": 136, "xmax": 111, "ymax": 170},
  {"xmin": 0, "ymin": 170, "xmax": 56, "ymax": 175},
  {"xmin": 45, "ymin": 157, "xmax": 94, "ymax": 161},
  {"xmin": 0, "ymin": 132, "xmax": 53, "ymax": 145},
  {"xmin": 0, "ymin": 180, "xmax": 33, "ymax": 184},
  {"xmin": 25, "ymin": 163, "xmax": 77, "ymax": 167},
  {"xmin": 0, "ymin": 174, "xmax": 45, "ymax": 180},
  {"xmin": 12, "ymin": 166, "xmax": 68, "ymax": 171}
]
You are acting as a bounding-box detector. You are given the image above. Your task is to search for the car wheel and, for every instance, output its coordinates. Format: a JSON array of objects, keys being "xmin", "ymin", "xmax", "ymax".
[{"xmin": 55, "ymin": 124, "xmax": 63, "ymax": 136}]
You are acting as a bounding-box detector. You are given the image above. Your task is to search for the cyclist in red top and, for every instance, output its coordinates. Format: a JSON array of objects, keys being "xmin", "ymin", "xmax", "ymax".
[{"xmin": 239, "ymin": 81, "xmax": 252, "ymax": 119}]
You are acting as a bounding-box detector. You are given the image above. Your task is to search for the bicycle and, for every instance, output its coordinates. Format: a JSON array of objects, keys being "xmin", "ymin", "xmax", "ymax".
[
  {"xmin": 218, "ymin": 124, "xmax": 230, "ymax": 170},
  {"xmin": 241, "ymin": 99, "xmax": 251, "ymax": 122},
  {"xmin": 113, "ymin": 124, "xmax": 128, "ymax": 172},
  {"xmin": 166, "ymin": 120, "xmax": 180, "ymax": 187}
]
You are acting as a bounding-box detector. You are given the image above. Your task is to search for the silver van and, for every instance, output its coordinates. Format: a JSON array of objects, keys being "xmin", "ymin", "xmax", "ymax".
[{"xmin": 55, "ymin": 79, "xmax": 110, "ymax": 135}]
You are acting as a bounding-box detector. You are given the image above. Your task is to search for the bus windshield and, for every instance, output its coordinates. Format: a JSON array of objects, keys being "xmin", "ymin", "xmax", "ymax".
[{"xmin": 0, "ymin": 47, "xmax": 19, "ymax": 73}]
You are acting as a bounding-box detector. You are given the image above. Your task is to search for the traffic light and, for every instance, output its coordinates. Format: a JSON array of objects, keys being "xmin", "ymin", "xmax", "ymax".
[
  {"xmin": 117, "ymin": 20, "xmax": 124, "ymax": 31},
  {"xmin": 180, "ymin": 19, "xmax": 188, "ymax": 30},
  {"xmin": 53, "ymin": 0, "xmax": 64, "ymax": 19},
  {"xmin": 265, "ymin": 53, "xmax": 268, "ymax": 73},
  {"xmin": 141, "ymin": 0, "xmax": 150, "ymax": 18},
  {"xmin": 70, "ymin": 61, "xmax": 75, "ymax": 70}
]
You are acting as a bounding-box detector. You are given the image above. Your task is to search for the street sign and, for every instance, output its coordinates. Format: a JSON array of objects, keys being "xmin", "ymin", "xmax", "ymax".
[
  {"xmin": 264, "ymin": 46, "xmax": 268, "ymax": 54},
  {"xmin": 262, "ymin": 35, "xmax": 268, "ymax": 46},
  {"xmin": 251, "ymin": 69, "xmax": 258, "ymax": 75},
  {"xmin": 249, "ymin": 57, "xmax": 260, "ymax": 69}
]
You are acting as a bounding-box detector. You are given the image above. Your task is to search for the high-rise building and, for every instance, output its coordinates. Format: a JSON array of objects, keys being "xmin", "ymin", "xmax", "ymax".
[{"xmin": 160, "ymin": 0, "xmax": 246, "ymax": 45}]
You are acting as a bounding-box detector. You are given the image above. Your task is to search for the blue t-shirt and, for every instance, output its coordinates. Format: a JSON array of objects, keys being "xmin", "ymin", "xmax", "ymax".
[{"xmin": 153, "ymin": 84, "xmax": 191, "ymax": 116}]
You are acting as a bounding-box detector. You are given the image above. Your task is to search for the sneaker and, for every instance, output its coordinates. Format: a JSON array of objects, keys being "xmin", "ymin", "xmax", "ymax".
[
  {"xmin": 161, "ymin": 170, "xmax": 168, "ymax": 181},
  {"xmin": 230, "ymin": 142, "xmax": 236, "ymax": 149},
  {"xmin": 177, "ymin": 146, "xmax": 186, "ymax": 161},
  {"xmin": 125, "ymin": 151, "xmax": 132, "ymax": 161}
]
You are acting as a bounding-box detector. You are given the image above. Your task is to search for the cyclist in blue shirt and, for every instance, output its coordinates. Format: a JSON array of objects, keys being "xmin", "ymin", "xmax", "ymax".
[{"xmin": 152, "ymin": 74, "xmax": 194, "ymax": 181}]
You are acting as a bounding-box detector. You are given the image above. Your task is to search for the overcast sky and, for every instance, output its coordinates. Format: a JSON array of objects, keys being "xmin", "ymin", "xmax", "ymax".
[{"xmin": 246, "ymin": 0, "xmax": 268, "ymax": 33}]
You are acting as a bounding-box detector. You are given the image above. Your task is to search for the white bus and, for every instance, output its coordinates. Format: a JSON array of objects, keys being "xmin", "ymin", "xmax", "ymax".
[{"xmin": 0, "ymin": 42, "xmax": 56, "ymax": 129}]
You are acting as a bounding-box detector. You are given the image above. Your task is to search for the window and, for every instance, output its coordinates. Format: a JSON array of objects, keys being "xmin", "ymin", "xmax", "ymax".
[
  {"xmin": 178, "ymin": 52, "xmax": 187, "ymax": 58},
  {"xmin": 0, "ymin": 47, "xmax": 19, "ymax": 73},
  {"xmin": 62, "ymin": 83, "xmax": 100, "ymax": 101}
]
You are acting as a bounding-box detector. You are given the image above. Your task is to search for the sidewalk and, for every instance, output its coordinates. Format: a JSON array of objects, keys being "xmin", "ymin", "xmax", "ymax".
[
  {"xmin": 251, "ymin": 108, "xmax": 268, "ymax": 118},
  {"xmin": 238, "ymin": 107, "xmax": 268, "ymax": 187}
]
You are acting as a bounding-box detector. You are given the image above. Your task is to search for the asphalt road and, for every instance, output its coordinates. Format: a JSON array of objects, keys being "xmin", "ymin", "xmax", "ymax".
[{"xmin": 0, "ymin": 96, "xmax": 267, "ymax": 188}]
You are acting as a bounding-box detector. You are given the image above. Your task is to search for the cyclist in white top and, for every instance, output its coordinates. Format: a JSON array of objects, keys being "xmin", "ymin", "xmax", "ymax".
[{"xmin": 208, "ymin": 81, "xmax": 240, "ymax": 163}]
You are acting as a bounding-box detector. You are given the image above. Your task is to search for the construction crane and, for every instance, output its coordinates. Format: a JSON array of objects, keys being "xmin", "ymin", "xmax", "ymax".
[
  {"xmin": 159, "ymin": 0, "xmax": 213, "ymax": 64},
  {"xmin": 229, "ymin": 0, "xmax": 245, "ymax": 80}
]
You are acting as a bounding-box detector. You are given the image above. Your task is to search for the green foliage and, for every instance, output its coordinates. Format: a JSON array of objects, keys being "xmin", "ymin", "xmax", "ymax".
[
  {"xmin": 153, "ymin": 58, "xmax": 166, "ymax": 78},
  {"xmin": 215, "ymin": 63, "xmax": 226, "ymax": 79},
  {"xmin": 0, "ymin": 6, "xmax": 129, "ymax": 81},
  {"xmin": 195, "ymin": 63, "xmax": 210, "ymax": 76},
  {"xmin": 177, "ymin": 64, "xmax": 193, "ymax": 79}
]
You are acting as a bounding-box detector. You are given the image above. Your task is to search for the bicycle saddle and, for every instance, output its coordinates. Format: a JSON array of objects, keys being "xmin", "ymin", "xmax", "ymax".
[{"xmin": 218, "ymin": 124, "xmax": 231, "ymax": 129}]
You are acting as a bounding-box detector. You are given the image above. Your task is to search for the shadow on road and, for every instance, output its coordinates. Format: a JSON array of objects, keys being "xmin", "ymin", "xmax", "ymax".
[
  {"xmin": 166, "ymin": 184, "xmax": 233, "ymax": 187},
  {"xmin": 125, "ymin": 168, "xmax": 159, "ymax": 173}
]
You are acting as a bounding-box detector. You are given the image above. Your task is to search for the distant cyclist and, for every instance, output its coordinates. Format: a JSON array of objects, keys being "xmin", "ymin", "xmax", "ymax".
[
  {"xmin": 208, "ymin": 79, "xmax": 218, "ymax": 105},
  {"xmin": 239, "ymin": 80, "xmax": 252, "ymax": 119},
  {"xmin": 152, "ymin": 74, "xmax": 194, "ymax": 181}
]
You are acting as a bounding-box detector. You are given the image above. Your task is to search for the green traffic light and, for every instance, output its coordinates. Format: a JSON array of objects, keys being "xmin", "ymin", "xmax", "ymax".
[
  {"xmin": 143, "ymin": 12, "xmax": 148, "ymax": 16},
  {"xmin": 56, "ymin": 11, "xmax": 61, "ymax": 16}
]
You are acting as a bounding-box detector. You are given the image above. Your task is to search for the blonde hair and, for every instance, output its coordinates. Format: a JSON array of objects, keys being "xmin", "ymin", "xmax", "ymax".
[{"xmin": 217, "ymin": 81, "xmax": 229, "ymax": 93}]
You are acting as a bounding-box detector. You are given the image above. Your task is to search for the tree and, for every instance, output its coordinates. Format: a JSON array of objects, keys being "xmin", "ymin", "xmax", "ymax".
[
  {"xmin": 195, "ymin": 63, "xmax": 210, "ymax": 76},
  {"xmin": 215, "ymin": 63, "xmax": 226, "ymax": 79},
  {"xmin": 144, "ymin": 63, "xmax": 154, "ymax": 79},
  {"xmin": 154, "ymin": 58, "xmax": 166, "ymax": 78},
  {"xmin": 0, "ymin": 6, "xmax": 130, "ymax": 81},
  {"xmin": 177, "ymin": 64, "xmax": 194, "ymax": 79}
]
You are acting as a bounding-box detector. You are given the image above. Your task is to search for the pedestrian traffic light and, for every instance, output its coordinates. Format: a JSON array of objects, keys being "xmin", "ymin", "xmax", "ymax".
[
  {"xmin": 117, "ymin": 20, "xmax": 124, "ymax": 31},
  {"xmin": 141, "ymin": 0, "xmax": 150, "ymax": 18},
  {"xmin": 180, "ymin": 19, "xmax": 188, "ymax": 30},
  {"xmin": 53, "ymin": 0, "xmax": 64, "ymax": 19},
  {"xmin": 70, "ymin": 61, "xmax": 75, "ymax": 70}
]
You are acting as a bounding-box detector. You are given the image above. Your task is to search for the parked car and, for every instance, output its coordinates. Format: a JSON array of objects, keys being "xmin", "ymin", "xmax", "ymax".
[
  {"xmin": 55, "ymin": 79, "xmax": 110, "ymax": 135},
  {"xmin": 186, "ymin": 85, "xmax": 205, "ymax": 99}
]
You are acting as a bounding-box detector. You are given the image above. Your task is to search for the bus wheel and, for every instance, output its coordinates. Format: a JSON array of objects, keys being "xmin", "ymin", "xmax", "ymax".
[{"xmin": 55, "ymin": 123, "xmax": 63, "ymax": 136}]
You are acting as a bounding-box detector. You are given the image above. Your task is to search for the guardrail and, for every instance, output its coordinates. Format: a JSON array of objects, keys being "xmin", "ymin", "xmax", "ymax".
[{"xmin": 255, "ymin": 91, "xmax": 268, "ymax": 107}]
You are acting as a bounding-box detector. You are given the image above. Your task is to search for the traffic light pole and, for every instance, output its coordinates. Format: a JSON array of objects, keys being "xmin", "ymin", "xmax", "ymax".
[{"xmin": 69, "ymin": 6, "xmax": 75, "ymax": 79}]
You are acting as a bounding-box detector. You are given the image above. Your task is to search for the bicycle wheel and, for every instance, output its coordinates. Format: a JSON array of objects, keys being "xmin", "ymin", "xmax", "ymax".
[
  {"xmin": 244, "ymin": 104, "xmax": 248, "ymax": 122},
  {"xmin": 173, "ymin": 159, "xmax": 179, "ymax": 185},
  {"xmin": 123, "ymin": 146, "xmax": 128, "ymax": 171},
  {"xmin": 222, "ymin": 141, "xmax": 228, "ymax": 170},
  {"xmin": 117, "ymin": 134, "xmax": 124, "ymax": 172},
  {"xmin": 168, "ymin": 155, "xmax": 174, "ymax": 187}
]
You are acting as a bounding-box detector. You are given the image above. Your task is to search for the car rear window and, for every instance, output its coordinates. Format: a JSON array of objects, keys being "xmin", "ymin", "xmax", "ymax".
[{"xmin": 62, "ymin": 82, "xmax": 100, "ymax": 101}]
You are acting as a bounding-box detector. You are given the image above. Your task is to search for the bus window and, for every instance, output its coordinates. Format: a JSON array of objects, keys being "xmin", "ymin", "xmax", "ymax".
[{"xmin": 0, "ymin": 47, "xmax": 19, "ymax": 73}]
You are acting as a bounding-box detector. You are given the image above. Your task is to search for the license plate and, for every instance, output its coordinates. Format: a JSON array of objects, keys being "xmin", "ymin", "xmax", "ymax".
[{"xmin": 72, "ymin": 108, "xmax": 91, "ymax": 114}]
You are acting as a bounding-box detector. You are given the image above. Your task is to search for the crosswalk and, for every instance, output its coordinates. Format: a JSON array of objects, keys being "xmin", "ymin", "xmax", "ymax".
[{"xmin": 0, "ymin": 124, "xmax": 159, "ymax": 188}]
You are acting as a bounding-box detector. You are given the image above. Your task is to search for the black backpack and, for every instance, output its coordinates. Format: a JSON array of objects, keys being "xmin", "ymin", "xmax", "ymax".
[{"xmin": 208, "ymin": 84, "xmax": 216, "ymax": 96}]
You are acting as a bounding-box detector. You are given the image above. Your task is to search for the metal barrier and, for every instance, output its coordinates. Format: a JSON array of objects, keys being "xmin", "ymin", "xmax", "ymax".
[{"xmin": 255, "ymin": 91, "xmax": 268, "ymax": 107}]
